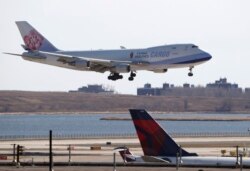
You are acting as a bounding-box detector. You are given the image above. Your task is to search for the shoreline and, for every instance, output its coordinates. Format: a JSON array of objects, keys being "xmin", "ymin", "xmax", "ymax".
[
  {"xmin": 1, "ymin": 111, "xmax": 250, "ymax": 123},
  {"xmin": 100, "ymin": 116, "xmax": 250, "ymax": 121},
  {"xmin": 1, "ymin": 111, "xmax": 250, "ymax": 115}
]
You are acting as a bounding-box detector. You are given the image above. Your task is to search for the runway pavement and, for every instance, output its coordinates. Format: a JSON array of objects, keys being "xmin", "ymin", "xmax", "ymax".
[
  {"xmin": 0, "ymin": 137, "xmax": 250, "ymax": 170},
  {"xmin": 0, "ymin": 166, "xmax": 247, "ymax": 171}
]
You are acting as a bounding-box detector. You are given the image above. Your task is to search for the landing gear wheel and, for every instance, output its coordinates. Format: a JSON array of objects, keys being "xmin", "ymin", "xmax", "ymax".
[
  {"xmin": 108, "ymin": 73, "xmax": 123, "ymax": 81},
  {"xmin": 118, "ymin": 75, "xmax": 123, "ymax": 79},
  {"xmin": 128, "ymin": 77, "xmax": 134, "ymax": 81},
  {"xmin": 128, "ymin": 71, "xmax": 136, "ymax": 81},
  {"xmin": 131, "ymin": 72, "xmax": 136, "ymax": 77}
]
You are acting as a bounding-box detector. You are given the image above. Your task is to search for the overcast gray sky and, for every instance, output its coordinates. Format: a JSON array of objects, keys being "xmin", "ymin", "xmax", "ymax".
[{"xmin": 1, "ymin": 0, "xmax": 250, "ymax": 94}]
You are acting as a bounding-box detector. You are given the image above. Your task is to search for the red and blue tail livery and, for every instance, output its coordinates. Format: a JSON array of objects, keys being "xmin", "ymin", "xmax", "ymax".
[
  {"xmin": 127, "ymin": 109, "xmax": 250, "ymax": 166},
  {"xmin": 129, "ymin": 109, "xmax": 197, "ymax": 157}
]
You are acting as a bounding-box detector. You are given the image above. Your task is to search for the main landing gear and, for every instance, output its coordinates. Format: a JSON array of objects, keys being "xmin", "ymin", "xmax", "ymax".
[
  {"xmin": 188, "ymin": 66, "xmax": 194, "ymax": 77},
  {"xmin": 107, "ymin": 71, "xmax": 137, "ymax": 81},
  {"xmin": 128, "ymin": 71, "xmax": 136, "ymax": 81},
  {"xmin": 108, "ymin": 73, "xmax": 123, "ymax": 81}
]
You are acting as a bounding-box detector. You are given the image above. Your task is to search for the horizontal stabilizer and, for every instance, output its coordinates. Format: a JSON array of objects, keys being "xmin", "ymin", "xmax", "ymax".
[
  {"xmin": 3, "ymin": 52, "xmax": 23, "ymax": 57},
  {"xmin": 3, "ymin": 52, "xmax": 46, "ymax": 59},
  {"xmin": 115, "ymin": 146, "xmax": 136, "ymax": 162}
]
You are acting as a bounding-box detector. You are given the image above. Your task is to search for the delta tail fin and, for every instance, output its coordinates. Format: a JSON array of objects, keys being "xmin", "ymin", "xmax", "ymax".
[
  {"xmin": 129, "ymin": 109, "xmax": 198, "ymax": 157},
  {"xmin": 15, "ymin": 21, "xmax": 58, "ymax": 52}
]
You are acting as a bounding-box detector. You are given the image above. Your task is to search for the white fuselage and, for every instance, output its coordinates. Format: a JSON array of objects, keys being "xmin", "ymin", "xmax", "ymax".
[
  {"xmin": 163, "ymin": 156, "xmax": 250, "ymax": 167},
  {"xmin": 22, "ymin": 44, "xmax": 211, "ymax": 73},
  {"xmin": 12, "ymin": 21, "xmax": 212, "ymax": 80},
  {"xmin": 131, "ymin": 156, "xmax": 250, "ymax": 167}
]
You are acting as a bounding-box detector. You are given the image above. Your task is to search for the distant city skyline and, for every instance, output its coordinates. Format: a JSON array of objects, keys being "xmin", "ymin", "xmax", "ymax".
[
  {"xmin": 137, "ymin": 77, "xmax": 247, "ymax": 98},
  {"xmin": 1, "ymin": 0, "xmax": 250, "ymax": 94},
  {"xmin": 138, "ymin": 77, "xmax": 242, "ymax": 88}
]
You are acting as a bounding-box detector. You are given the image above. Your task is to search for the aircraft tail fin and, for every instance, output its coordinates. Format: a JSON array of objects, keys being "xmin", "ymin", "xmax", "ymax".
[
  {"xmin": 115, "ymin": 147, "xmax": 136, "ymax": 163},
  {"xmin": 129, "ymin": 109, "xmax": 198, "ymax": 157},
  {"xmin": 15, "ymin": 21, "xmax": 58, "ymax": 52}
]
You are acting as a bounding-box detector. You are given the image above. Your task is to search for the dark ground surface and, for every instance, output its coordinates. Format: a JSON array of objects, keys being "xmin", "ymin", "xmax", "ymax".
[{"xmin": 0, "ymin": 166, "xmax": 250, "ymax": 171}]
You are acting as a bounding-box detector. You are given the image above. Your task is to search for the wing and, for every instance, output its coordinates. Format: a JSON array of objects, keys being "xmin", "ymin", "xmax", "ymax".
[
  {"xmin": 39, "ymin": 51, "xmax": 149, "ymax": 73},
  {"xmin": 4, "ymin": 51, "xmax": 150, "ymax": 73}
]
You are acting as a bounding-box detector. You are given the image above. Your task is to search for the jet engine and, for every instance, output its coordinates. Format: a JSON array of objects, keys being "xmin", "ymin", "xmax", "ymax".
[
  {"xmin": 110, "ymin": 64, "xmax": 130, "ymax": 73},
  {"xmin": 70, "ymin": 60, "xmax": 90, "ymax": 68},
  {"xmin": 152, "ymin": 69, "xmax": 168, "ymax": 73}
]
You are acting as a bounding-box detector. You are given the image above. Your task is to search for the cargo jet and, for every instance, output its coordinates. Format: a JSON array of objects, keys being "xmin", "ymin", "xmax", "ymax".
[
  {"xmin": 5, "ymin": 21, "xmax": 212, "ymax": 81},
  {"xmin": 120, "ymin": 109, "xmax": 250, "ymax": 167}
]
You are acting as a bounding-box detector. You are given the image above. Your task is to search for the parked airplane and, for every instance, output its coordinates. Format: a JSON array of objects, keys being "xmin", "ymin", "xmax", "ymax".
[
  {"xmin": 124, "ymin": 109, "xmax": 250, "ymax": 167},
  {"xmin": 5, "ymin": 21, "xmax": 212, "ymax": 81}
]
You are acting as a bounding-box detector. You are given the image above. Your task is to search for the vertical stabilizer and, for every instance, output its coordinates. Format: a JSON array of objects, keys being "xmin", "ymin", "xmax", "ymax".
[
  {"xmin": 129, "ymin": 109, "xmax": 197, "ymax": 157},
  {"xmin": 15, "ymin": 21, "xmax": 58, "ymax": 51}
]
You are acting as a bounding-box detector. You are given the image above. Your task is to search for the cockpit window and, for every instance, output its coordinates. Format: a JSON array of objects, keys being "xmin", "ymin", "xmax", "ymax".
[{"xmin": 192, "ymin": 45, "xmax": 198, "ymax": 48}]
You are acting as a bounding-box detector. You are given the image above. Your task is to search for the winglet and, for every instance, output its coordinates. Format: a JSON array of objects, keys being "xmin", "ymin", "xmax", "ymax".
[
  {"xmin": 15, "ymin": 21, "xmax": 58, "ymax": 52},
  {"xmin": 129, "ymin": 109, "xmax": 198, "ymax": 157}
]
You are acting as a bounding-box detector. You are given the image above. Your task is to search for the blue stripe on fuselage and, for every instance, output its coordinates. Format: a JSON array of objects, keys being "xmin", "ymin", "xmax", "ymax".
[
  {"xmin": 173, "ymin": 56, "xmax": 211, "ymax": 64},
  {"xmin": 151, "ymin": 53, "xmax": 212, "ymax": 65}
]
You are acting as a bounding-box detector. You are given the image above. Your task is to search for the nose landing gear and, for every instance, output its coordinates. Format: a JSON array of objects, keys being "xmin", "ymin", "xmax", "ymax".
[
  {"xmin": 188, "ymin": 66, "xmax": 194, "ymax": 77},
  {"xmin": 128, "ymin": 71, "xmax": 136, "ymax": 81},
  {"xmin": 107, "ymin": 71, "xmax": 136, "ymax": 81}
]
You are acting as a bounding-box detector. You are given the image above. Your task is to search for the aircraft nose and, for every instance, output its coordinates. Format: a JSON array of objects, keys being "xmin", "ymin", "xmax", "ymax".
[{"xmin": 203, "ymin": 52, "xmax": 212, "ymax": 61}]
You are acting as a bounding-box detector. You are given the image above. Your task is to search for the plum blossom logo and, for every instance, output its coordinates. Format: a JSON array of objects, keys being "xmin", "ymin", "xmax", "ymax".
[{"xmin": 24, "ymin": 30, "xmax": 44, "ymax": 50}]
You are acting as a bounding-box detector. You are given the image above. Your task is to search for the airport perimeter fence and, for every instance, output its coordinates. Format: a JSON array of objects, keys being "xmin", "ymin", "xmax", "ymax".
[{"xmin": 0, "ymin": 132, "xmax": 250, "ymax": 140}]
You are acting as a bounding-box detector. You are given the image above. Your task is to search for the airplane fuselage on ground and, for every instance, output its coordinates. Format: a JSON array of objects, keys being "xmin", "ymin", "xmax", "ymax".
[
  {"xmin": 123, "ymin": 109, "xmax": 250, "ymax": 167},
  {"xmin": 121, "ymin": 154, "xmax": 250, "ymax": 167}
]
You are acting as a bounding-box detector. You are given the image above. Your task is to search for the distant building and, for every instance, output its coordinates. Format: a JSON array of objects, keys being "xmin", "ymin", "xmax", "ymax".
[
  {"xmin": 137, "ymin": 83, "xmax": 161, "ymax": 96},
  {"xmin": 138, "ymin": 83, "xmax": 185, "ymax": 96},
  {"xmin": 137, "ymin": 78, "xmax": 244, "ymax": 97},
  {"xmin": 183, "ymin": 83, "xmax": 190, "ymax": 88},
  {"xmin": 163, "ymin": 83, "xmax": 170, "ymax": 89},
  {"xmin": 245, "ymin": 88, "xmax": 250, "ymax": 93},
  {"xmin": 244, "ymin": 88, "xmax": 250, "ymax": 98},
  {"xmin": 69, "ymin": 84, "xmax": 114, "ymax": 94},
  {"xmin": 205, "ymin": 78, "xmax": 242, "ymax": 97},
  {"xmin": 206, "ymin": 78, "xmax": 239, "ymax": 89}
]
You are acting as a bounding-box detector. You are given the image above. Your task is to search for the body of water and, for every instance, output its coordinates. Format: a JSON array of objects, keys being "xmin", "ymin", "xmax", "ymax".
[{"xmin": 0, "ymin": 113, "xmax": 250, "ymax": 136}]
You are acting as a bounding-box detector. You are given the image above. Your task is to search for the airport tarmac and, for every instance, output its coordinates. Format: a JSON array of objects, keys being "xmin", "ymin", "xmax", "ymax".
[
  {"xmin": 0, "ymin": 166, "xmax": 248, "ymax": 171},
  {"xmin": 0, "ymin": 137, "xmax": 250, "ymax": 170}
]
